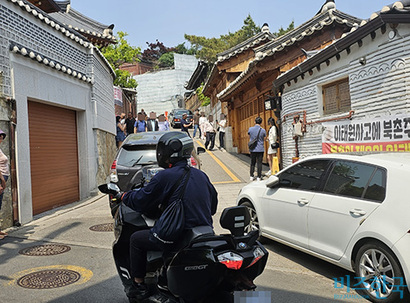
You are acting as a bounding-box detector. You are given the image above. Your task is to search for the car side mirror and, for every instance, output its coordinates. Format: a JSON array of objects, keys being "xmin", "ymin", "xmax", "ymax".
[
  {"xmin": 98, "ymin": 183, "xmax": 120, "ymax": 195},
  {"xmin": 266, "ymin": 175, "xmax": 280, "ymax": 188},
  {"xmin": 197, "ymin": 147, "xmax": 206, "ymax": 154}
]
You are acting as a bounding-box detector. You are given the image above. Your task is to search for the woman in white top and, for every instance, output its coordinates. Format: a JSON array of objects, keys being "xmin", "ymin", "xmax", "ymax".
[
  {"xmin": 0, "ymin": 129, "xmax": 9, "ymax": 240},
  {"xmin": 217, "ymin": 114, "xmax": 227, "ymax": 150},
  {"xmin": 266, "ymin": 117, "xmax": 279, "ymax": 176},
  {"xmin": 198, "ymin": 112, "xmax": 207, "ymax": 140}
]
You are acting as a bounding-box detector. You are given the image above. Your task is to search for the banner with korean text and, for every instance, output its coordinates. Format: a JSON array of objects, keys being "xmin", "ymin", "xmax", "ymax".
[
  {"xmin": 114, "ymin": 86, "xmax": 123, "ymax": 106},
  {"xmin": 322, "ymin": 114, "xmax": 410, "ymax": 154}
]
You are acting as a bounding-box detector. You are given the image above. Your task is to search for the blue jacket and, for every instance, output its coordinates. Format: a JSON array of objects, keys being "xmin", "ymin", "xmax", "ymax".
[
  {"xmin": 248, "ymin": 125, "xmax": 266, "ymax": 152},
  {"xmin": 122, "ymin": 160, "xmax": 218, "ymax": 229}
]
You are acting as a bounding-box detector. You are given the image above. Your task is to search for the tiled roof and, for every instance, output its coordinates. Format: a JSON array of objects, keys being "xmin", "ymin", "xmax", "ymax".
[
  {"xmin": 217, "ymin": 6, "xmax": 362, "ymax": 100},
  {"xmin": 6, "ymin": 0, "xmax": 115, "ymax": 78},
  {"xmin": 273, "ymin": 1, "xmax": 410, "ymax": 89},
  {"xmin": 50, "ymin": 1, "xmax": 116, "ymax": 45},
  {"xmin": 216, "ymin": 24, "xmax": 276, "ymax": 63}
]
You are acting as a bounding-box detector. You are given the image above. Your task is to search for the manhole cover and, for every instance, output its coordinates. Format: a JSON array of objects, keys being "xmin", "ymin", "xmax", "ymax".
[
  {"xmin": 19, "ymin": 244, "xmax": 71, "ymax": 256},
  {"xmin": 89, "ymin": 223, "xmax": 114, "ymax": 232},
  {"xmin": 17, "ymin": 269, "xmax": 81, "ymax": 289}
]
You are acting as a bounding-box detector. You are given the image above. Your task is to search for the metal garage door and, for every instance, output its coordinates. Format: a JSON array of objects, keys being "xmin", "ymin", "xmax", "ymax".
[{"xmin": 28, "ymin": 101, "xmax": 79, "ymax": 215}]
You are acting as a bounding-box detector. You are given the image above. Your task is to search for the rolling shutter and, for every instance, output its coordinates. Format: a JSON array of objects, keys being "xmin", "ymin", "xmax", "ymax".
[{"xmin": 28, "ymin": 101, "xmax": 79, "ymax": 215}]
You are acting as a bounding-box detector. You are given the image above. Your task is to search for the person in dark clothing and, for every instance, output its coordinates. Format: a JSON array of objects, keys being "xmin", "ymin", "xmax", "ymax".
[
  {"xmin": 248, "ymin": 116, "xmax": 266, "ymax": 181},
  {"xmin": 181, "ymin": 113, "xmax": 193, "ymax": 137},
  {"xmin": 120, "ymin": 132, "xmax": 218, "ymax": 301},
  {"xmin": 125, "ymin": 112, "xmax": 136, "ymax": 136}
]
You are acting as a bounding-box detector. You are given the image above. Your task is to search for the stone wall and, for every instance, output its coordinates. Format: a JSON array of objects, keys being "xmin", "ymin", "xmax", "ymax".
[{"xmin": 95, "ymin": 129, "xmax": 116, "ymax": 187}]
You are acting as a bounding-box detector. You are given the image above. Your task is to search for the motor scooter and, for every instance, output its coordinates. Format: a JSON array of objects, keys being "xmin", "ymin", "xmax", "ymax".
[{"xmin": 98, "ymin": 183, "xmax": 268, "ymax": 303}]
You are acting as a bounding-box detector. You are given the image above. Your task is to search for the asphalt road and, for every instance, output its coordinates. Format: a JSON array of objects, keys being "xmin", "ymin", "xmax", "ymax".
[{"xmin": 0, "ymin": 133, "xmax": 369, "ymax": 302}]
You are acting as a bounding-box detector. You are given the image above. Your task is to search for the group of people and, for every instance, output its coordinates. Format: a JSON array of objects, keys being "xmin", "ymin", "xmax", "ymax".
[
  {"xmin": 116, "ymin": 109, "xmax": 171, "ymax": 148},
  {"xmin": 190, "ymin": 110, "xmax": 227, "ymax": 152},
  {"xmin": 248, "ymin": 116, "xmax": 280, "ymax": 181}
]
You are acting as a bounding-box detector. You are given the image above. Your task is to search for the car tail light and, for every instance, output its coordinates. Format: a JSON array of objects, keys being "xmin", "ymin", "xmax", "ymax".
[
  {"xmin": 175, "ymin": 118, "xmax": 180, "ymax": 122},
  {"xmin": 111, "ymin": 160, "xmax": 117, "ymax": 172},
  {"xmin": 190, "ymin": 156, "xmax": 198, "ymax": 168},
  {"xmin": 217, "ymin": 252, "xmax": 243, "ymax": 270},
  {"xmin": 246, "ymin": 247, "xmax": 266, "ymax": 268}
]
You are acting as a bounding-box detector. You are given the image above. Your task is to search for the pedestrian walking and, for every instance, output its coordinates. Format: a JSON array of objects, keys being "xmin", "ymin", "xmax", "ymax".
[
  {"xmin": 248, "ymin": 117, "xmax": 266, "ymax": 181},
  {"xmin": 158, "ymin": 114, "xmax": 170, "ymax": 131},
  {"xmin": 199, "ymin": 112, "xmax": 207, "ymax": 140},
  {"xmin": 181, "ymin": 113, "xmax": 193, "ymax": 137},
  {"xmin": 0, "ymin": 129, "xmax": 9, "ymax": 240},
  {"xmin": 116, "ymin": 115, "xmax": 126, "ymax": 148},
  {"xmin": 217, "ymin": 114, "xmax": 227, "ymax": 150},
  {"xmin": 147, "ymin": 112, "xmax": 159, "ymax": 132},
  {"xmin": 266, "ymin": 117, "xmax": 280, "ymax": 176},
  {"xmin": 204, "ymin": 115, "xmax": 217, "ymax": 150},
  {"xmin": 134, "ymin": 113, "xmax": 147, "ymax": 133},
  {"xmin": 125, "ymin": 112, "xmax": 136, "ymax": 136},
  {"xmin": 192, "ymin": 109, "xmax": 201, "ymax": 139}
]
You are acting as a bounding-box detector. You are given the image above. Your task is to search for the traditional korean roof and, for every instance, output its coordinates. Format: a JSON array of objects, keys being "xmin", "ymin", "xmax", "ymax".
[
  {"xmin": 185, "ymin": 61, "xmax": 209, "ymax": 90},
  {"xmin": 273, "ymin": 1, "xmax": 410, "ymax": 90},
  {"xmin": 217, "ymin": 2, "xmax": 362, "ymax": 100},
  {"xmin": 49, "ymin": 1, "xmax": 116, "ymax": 47},
  {"xmin": 216, "ymin": 23, "xmax": 276, "ymax": 63},
  {"xmin": 6, "ymin": 0, "xmax": 115, "ymax": 79},
  {"xmin": 27, "ymin": 0, "xmax": 60, "ymax": 13}
]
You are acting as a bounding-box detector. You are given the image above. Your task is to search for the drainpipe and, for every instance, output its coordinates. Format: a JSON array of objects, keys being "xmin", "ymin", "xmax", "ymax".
[{"xmin": 7, "ymin": 98, "xmax": 19, "ymax": 226}]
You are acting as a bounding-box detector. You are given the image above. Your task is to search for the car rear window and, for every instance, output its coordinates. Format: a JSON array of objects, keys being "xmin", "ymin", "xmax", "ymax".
[
  {"xmin": 175, "ymin": 110, "xmax": 192, "ymax": 115},
  {"xmin": 117, "ymin": 146, "xmax": 157, "ymax": 167}
]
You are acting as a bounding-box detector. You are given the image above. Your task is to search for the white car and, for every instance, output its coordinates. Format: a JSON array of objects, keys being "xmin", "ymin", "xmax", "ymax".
[{"xmin": 237, "ymin": 153, "xmax": 410, "ymax": 303}]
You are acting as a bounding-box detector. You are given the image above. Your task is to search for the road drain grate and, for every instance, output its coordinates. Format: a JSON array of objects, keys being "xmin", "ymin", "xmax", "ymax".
[
  {"xmin": 17, "ymin": 269, "xmax": 81, "ymax": 289},
  {"xmin": 19, "ymin": 244, "xmax": 71, "ymax": 256},
  {"xmin": 89, "ymin": 223, "xmax": 114, "ymax": 232}
]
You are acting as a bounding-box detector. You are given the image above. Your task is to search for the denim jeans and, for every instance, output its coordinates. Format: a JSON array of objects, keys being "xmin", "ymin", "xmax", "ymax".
[{"xmin": 193, "ymin": 124, "xmax": 201, "ymax": 138}]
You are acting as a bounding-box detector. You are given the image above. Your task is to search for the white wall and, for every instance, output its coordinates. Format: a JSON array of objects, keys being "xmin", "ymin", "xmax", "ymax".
[{"xmin": 280, "ymin": 25, "xmax": 410, "ymax": 168}]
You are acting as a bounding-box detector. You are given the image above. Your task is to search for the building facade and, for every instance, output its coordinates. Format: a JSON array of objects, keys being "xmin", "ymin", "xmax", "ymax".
[
  {"xmin": 0, "ymin": 0, "xmax": 116, "ymax": 227},
  {"xmin": 273, "ymin": 2, "xmax": 410, "ymax": 168}
]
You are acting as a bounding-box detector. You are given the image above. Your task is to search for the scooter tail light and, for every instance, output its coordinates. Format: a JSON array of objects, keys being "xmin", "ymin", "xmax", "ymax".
[
  {"xmin": 217, "ymin": 252, "xmax": 244, "ymax": 270},
  {"xmin": 190, "ymin": 156, "xmax": 198, "ymax": 168},
  {"xmin": 246, "ymin": 247, "xmax": 266, "ymax": 268}
]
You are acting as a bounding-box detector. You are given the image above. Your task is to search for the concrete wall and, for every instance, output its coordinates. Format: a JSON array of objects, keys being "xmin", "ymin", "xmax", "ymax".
[{"xmin": 280, "ymin": 25, "xmax": 410, "ymax": 168}]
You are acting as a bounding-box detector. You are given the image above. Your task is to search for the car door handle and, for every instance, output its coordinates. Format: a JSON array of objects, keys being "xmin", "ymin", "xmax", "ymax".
[
  {"xmin": 349, "ymin": 209, "xmax": 366, "ymax": 216},
  {"xmin": 297, "ymin": 198, "xmax": 309, "ymax": 205}
]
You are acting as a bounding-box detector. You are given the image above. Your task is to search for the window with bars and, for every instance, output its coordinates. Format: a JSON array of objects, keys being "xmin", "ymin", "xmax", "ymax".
[{"xmin": 322, "ymin": 78, "xmax": 351, "ymax": 115}]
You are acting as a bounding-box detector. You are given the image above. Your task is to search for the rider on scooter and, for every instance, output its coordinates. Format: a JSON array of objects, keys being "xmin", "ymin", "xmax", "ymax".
[{"xmin": 118, "ymin": 131, "xmax": 218, "ymax": 301}]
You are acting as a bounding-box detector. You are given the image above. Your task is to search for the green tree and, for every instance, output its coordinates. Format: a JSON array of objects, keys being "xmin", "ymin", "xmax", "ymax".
[
  {"xmin": 184, "ymin": 14, "xmax": 260, "ymax": 63},
  {"xmin": 273, "ymin": 21, "xmax": 295, "ymax": 37},
  {"xmin": 100, "ymin": 31, "xmax": 140, "ymax": 88},
  {"xmin": 158, "ymin": 52, "xmax": 175, "ymax": 68},
  {"xmin": 196, "ymin": 83, "xmax": 210, "ymax": 106}
]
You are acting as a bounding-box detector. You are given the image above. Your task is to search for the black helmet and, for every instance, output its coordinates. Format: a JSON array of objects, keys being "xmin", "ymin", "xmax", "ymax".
[{"xmin": 156, "ymin": 132, "xmax": 193, "ymax": 168}]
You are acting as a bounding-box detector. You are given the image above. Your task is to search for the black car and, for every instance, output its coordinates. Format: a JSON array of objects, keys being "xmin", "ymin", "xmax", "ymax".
[
  {"xmin": 169, "ymin": 109, "xmax": 193, "ymax": 128},
  {"xmin": 109, "ymin": 131, "xmax": 202, "ymax": 192}
]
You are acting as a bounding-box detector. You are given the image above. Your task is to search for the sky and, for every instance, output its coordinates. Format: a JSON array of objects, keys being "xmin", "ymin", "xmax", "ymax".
[{"xmin": 72, "ymin": 0, "xmax": 392, "ymax": 50}]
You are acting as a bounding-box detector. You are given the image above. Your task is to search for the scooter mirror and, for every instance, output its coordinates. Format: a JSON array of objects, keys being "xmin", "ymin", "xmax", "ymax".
[
  {"xmin": 197, "ymin": 147, "xmax": 206, "ymax": 154},
  {"xmin": 98, "ymin": 183, "xmax": 120, "ymax": 195}
]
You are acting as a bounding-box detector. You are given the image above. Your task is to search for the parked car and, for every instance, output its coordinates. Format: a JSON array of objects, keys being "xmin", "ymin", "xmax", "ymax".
[
  {"xmin": 168, "ymin": 108, "xmax": 193, "ymax": 128},
  {"xmin": 237, "ymin": 153, "xmax": 410, "ymax": 303},
  {"xmin": 109, "ymin": 131, "xmax": 203, "ymax": 192}
]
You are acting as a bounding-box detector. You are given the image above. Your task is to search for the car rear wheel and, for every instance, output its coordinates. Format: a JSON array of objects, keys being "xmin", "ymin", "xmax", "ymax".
[
  {"xmin": 354, "ymin": 242, "xmax": 408, "ymax": 303},
  {"xmin": 241, "ymin": 201, "xmax": 259, "ymax": 234}
]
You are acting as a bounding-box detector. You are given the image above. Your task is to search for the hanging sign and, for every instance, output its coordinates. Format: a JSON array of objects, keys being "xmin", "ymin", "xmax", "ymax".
[
  {"xmin": 114, "ymin": 86, "xmax": 123, "ymax": 106},
  {"xmin": 322, "ymin": 114, "xmax": 410, "ymax": 154}
]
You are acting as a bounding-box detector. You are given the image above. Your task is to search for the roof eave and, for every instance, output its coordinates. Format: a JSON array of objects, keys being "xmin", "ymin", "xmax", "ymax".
[{"xmin": 273, "ymin": 13, "xmax": 407, "ymax": 89}]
